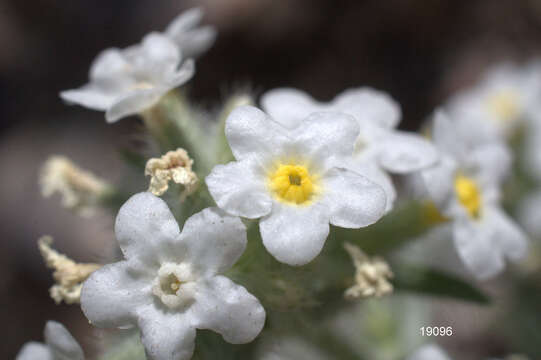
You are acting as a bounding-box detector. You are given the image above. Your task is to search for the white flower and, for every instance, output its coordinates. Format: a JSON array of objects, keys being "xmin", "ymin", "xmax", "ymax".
[
  {"xmin": 80, "ymin": 192, "xmax": 265, "ymax": 360},
  {"xmin": 16, "ymin": 321, "xmax": 84, "ymax": 360},
  {"xmin": 446, "ymin": 61, "xmax": 541, "ymax": 140},
  {"xmin": 60, "ymin": 33, "xmax": 194, "ymax": 123},
  {"xmin": 205, "ymin": 105, "xmax": 387, "ymax": 266},
  {"xmin": 164, "ymin": 7, "xmax": 217, "ymax": 59},
  {"xmin": 419, "ymin": 111, "xmax": 527, "ymax": 279},
  {"xmin": 406, "ymin": 344, "xmax": 451, "ymax": 360},
  {"xmin": 261, "ymin": 87, "xmax": 438, "ymax": 212}
]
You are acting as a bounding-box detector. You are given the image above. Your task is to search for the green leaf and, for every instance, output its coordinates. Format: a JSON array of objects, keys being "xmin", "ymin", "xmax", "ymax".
[{"xmin": 392, "ymin": 263, "xmax": 490, "ymax": 305}]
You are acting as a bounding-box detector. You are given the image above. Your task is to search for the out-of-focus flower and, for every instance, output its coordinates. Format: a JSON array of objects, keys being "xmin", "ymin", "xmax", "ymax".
[
  {"xmin": 261, "ymin": 87, "xmax": 438, "ymax": 212},
  {"xmin": 206, "ymin": 106, "xmax": 387, "ymax": 266},
  {"xmin": 343, "ymin": 242, "xmax": 393, "ymax": 299},
  {"xmin": 145, "ymin": 148, "xmax": 198, "ymax": 201},
  {"xmin": 16, "ymin": 321, "xmax": 84, "ymax": 360},
  {"xmin": 446, "ymin": 62, "xmax": 541, "ymax": 141},
  {"xmin": 406, "ymin": 344, "xmax": 451, "ymax": 360},
  {"xmin": 419, "ymin": 111, "xmax": 527, "ymax": 279},
  {"xmin": 257, "ymin": 337, "xmax": 331, "ymax": 360},
  {"xmin": 164, "ymin": 7, "xmax": 217, "ymax": 59},
  {"xmin": 60, "ymin": 33, "xmax": 194, "ymax": 123},
  {"xmin": 40, "ymin": 155, "xmax": 112, "ymax": 216},
  {"xmin": 38, "ymin": 236, "xmax": 101, "ymax": 305},
  {"xmin": 81, "ymin": 192, "xmax": 265, "ymax": 360}
]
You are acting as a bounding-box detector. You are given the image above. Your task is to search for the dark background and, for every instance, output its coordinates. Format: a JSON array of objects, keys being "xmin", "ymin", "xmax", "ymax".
[{"xmin": 1, "ymin": 0, "xmax": 541, "ymax": 358}]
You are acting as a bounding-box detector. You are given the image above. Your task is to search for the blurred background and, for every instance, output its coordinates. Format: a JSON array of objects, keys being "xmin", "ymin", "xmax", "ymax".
[{"xmin": 2, "ymin": 0, "xmax": 541, "ymax": 358}]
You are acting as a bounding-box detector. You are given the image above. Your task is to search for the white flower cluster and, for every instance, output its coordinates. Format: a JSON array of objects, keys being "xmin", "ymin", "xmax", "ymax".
[{"xmin": 23, "ymin": 6, "xmax": 541, "ymax": 360}]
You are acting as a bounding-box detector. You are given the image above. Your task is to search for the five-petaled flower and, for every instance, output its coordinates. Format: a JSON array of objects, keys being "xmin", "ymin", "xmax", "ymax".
[
  {"xmin": 80, "ymin": 192, "xmax": 265, "ymax": 360},
  {"xmin": 16, "ymin": 321, "xmax": 84, "ymax": 360},
  {"xmin": 60, "ymin": 32, "xmax": 194, "ymax": 123},
  {"xmin": 205, "ymin": 105, "xmax": 387, "ymax": 266},
  {"xmin": 261, "ymin": 87, "xmax": 438, "ymax": 212},
  {"xmin": 419, "ymin": 111, "xmax": 528, "ymax": 279},
  {"xmin": 446, "ymin": 61, "xmax": 541, "ymax": 141}
]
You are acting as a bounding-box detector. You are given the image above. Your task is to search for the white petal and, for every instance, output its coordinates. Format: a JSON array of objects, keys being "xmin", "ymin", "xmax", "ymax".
[
  {"xmin": 44, "ymin": 321, "xmax": 84, "ymax": 360},
  {"xmin": 165, "ymin": 59, "xmax": 195, "ymax": 88},
  {"xmin": 137, "ymin": 304, "xmax": 196, "ymax": 360},
  {"xmin": 89, "ymin": 48, "xmax": 130, "ymax": 80},
  {"xmin": 260, "ymin": 203, "xmax": 330, "ymax": 265},
  {"xmin": 164, "ymin": 8, "xmax": 216, "ymax": 57},
  {"xmin": 179, "ymin": 27, "xmax": 217, "ymax": 58},
  {"xmin": 453, "ymin": 211, "xmax": 516, "ymax": 280},
  {"xmin": 170, "ymin": 28, "xmax": 216, "ymax": 59},
  {"xmin": 114, "ymin": 192, "xmax": 181, "ymax": 265},
  {"xmin": 190, "ymin": 275, "xmax": 265, "ymax": 344},
  {"xmin": 16, "ymin": 343, "xmax": 52, "ymax": 360},
  {"xmin": 165, "ymin": 7, "xmax": 204, "ymax": 35},
  {"xmin": 349, "ymin": 162, "xmax": 396, "ymax": 213},
  {"xmin": 432, "ymin": 110, "xmax": 465, "ymax": 160},
  {"xmin": 81, "ymin": 261, "xmax": 152, "ymax": 328},
  {"xmin": 136, "ymin": 32, "xmax": 181, "ymax": 76},
  {"xmin": 377, "ymin": 131, "xmax": 439, "ymax": 173},
  {"xmin": 420, "ymin": 156, "xmax": 457, "ymax": 209},
  {"xmin": 407, "ymin": 344, "xmax": 451, "ymax": 360},
  {"xmin": 206, "ymin": 159, "xmax": 272, "ymax": 219},
  {"xmin": 322, "ymin": 167, "xmax": 386, "ymax": 228},
  {"xmin": 468, "ymin": 143, "xmax": 511, "ymax": 186},
  {"xmin": 225, "ymin": 105, "xmax": 289, "ymax": 161},
  {"xmin": 60, "ymin": 85, "xmax": 116, "ymax": 111},
  {"xmin": 488, "ymin": 207, "xmax": 528, "ymax": 262},
  {"xmin": 179, "ymin": 208, "xmax": 247, "ymax": 276},
  {"xmin": 260, "ymin": 88, "xmax": 320, "ymax": 128},
  {"xmin": 294, "ymin": 112, "xmax": 360, "ymax": 169},
  {"xmin": 106, "ymin": 88, "xmax": 166, "ymax": 123},
  {"xmin": 331, "ymin": 87, "xmax": 402, "ymax": 129}
]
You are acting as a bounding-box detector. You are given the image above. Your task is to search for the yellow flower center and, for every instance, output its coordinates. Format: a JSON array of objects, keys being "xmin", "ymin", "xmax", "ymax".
[
  {"xmin": 454, "ymin": 175, "xmax": 482, "ymax": 219},
  {"xmin": 486, "ymin": 90, "xmax": 520, "ymax": 122},
  {"xmin": 269, "ymin": 164, "xmax": 318, "ymax": 205}
]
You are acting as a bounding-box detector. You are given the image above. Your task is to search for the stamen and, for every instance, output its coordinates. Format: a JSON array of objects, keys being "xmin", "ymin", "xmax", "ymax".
[{"xmin": 289, "ymin": 174, "xmax": 301, "ymax": 186}]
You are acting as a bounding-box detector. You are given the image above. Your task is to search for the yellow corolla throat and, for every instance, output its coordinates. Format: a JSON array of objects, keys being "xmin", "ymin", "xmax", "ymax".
[
  {"xmin": 268, "ymin": 164, "xmax": 319, "ymax": 205},
  {"xmin": 486, "ymin": 90, "xmax": 520, "ymax": 123},
  {"xmin": 454, "ymin": 175, "xmax": 482, "ymax": 219}
]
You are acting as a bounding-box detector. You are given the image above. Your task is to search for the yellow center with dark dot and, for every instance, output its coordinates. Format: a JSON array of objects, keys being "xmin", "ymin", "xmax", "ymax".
[{"xmin": 269, "ymin": 164, "xmax": 317, "ymax": 205}]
